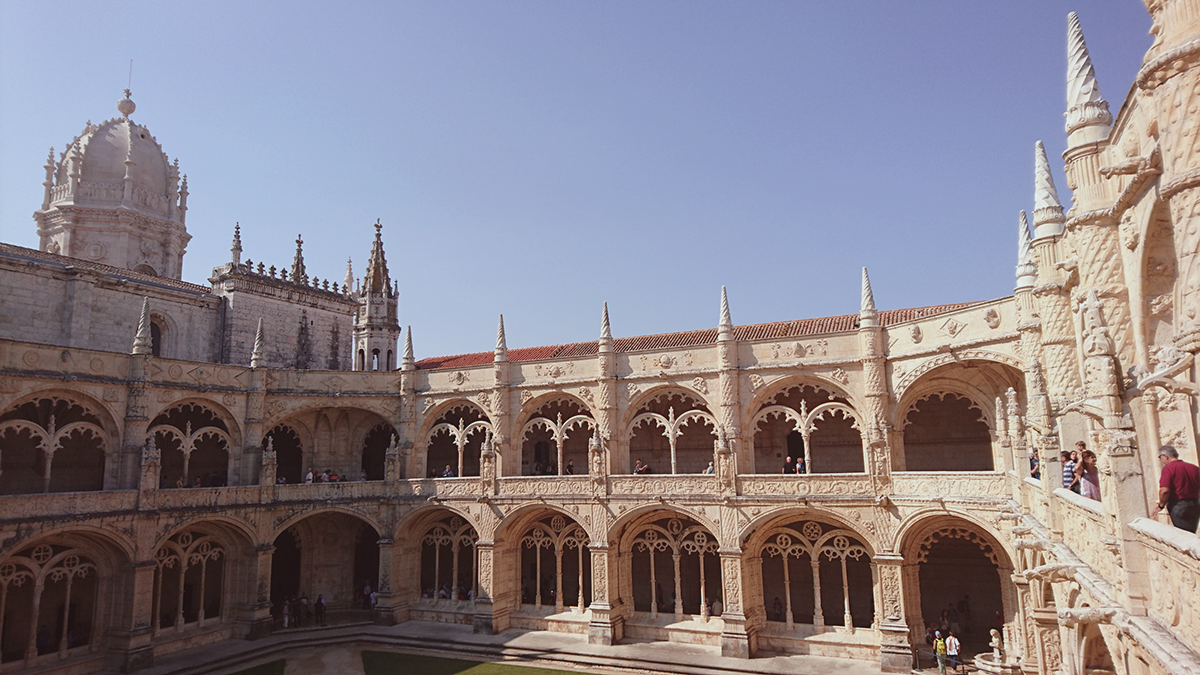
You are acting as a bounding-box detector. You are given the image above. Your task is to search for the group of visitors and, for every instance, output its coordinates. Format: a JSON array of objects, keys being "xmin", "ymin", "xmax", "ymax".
[
  {"xmin": 782, "ymin": 456, "xmax": 806, "ymax": 474},
  {"xmin": 356, "ymin": 583, "xmax": 379, "ymax": 610},
  {"xmin": 161, "ymin": 472, "xmax": 226, "ymax": 489},
  {"xmin": 1061, "ymin": 441, "xmax": 1101, "ymax": 501},
  {"xmin": 531, "ymin": 459, "xmax": 575, "ymax": 475},
  {"xmin": 280, "ymin": 593, "xmax": 326, "ymax": 628},
  {"xmin": 303, "ymin": 468, "xmax": 364, "ymax": 483},
  {"xmin": 424, "ymin": 582, "xmax": 473, "ymax": 601},
  {"xmin": 926, "ymin": 596, "xmax": 973, "ymax": 675}
]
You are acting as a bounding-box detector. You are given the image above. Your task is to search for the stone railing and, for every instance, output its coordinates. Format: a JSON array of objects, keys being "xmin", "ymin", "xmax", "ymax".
[
  {"xmin": 1, "ymin": 340, "xmax": 132, "ymax": 381},
  {"xmin": 77, "ymin": 180, "xmax": 123, "ymax": 202},
  {"xmin": 1130, "ymin": 517, "xmax": 1200, "ymax": 650},
  {"xmin": 609, "ymin": 474, "xmax": 719, "ymax": 496},
  {"xmin": 274, "ymin": 481, "xmax": 388, "ymax": 502},
  {"xmin": 1054, "ymin": 488, "xmax": 1119, "ymax": 582},
  {"xmin": 152, "ymin": 485, "xmax": 261, "ymax": 509},
  {"xmin": 738, "ymin": 474, "xmax": 871, "ymax": 497},
  {"xmin": 0, "ymin": 490, "xmax": 137, "ymax": 521},
  {"xmin": 393, "ymin": 478, "xmax": 479, "ymax": 499},
  {"xmin": 498, "ymin": 475, "xmax": 593, "ymax": 497},
  {"xmin": 891, "ymin": 472, "xmax": 1009, "ymax": 499},
  {"xmin": 133, "ymin": 186, "xmax": 170, "ymax": 215}
]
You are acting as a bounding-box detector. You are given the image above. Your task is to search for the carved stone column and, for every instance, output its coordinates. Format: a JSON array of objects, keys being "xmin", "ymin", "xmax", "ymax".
[
  {"xmin": 107, "ymin": 560, "xmax": 156, "ymax": 672},
  {"xmin": 244, "ymin": 545, "xmax": 274, "ymax": 640},
  {"xmin": 586, "ymin": 541, "xmax": 624, "ymax": 645},
  {"xmin": 716, "ymin": 289, "xmax": 743, "ymax": 473},
  {"xmin": 875, "ymin": 553, "xmax": 912, "ymax": 672},
  {"xmin": 243, "ymin": 369, "xmax": 266, "ymax": 487},
  {"xmin": 597, "ymin": 303, "xmax": 619, "ymax": 477},
  {"xmin": 121, "ymin": 354, "xmax": 151, "ymax": 490},
  {"xmin": 717, "ymin": 548, "xmax": 753, "ymax": 658},
  {"xmin": 472, "ymin": 541, "xmax": 510, "ymax": 634},
  {"xmin": 373, "ymin": 538, "xmax": 396, "ymax": 626}
]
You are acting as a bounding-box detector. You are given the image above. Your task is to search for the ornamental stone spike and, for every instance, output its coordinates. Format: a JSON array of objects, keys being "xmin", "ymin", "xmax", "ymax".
[
  {"xmin": 1017, "ymin": 211, "xmax": 1038, "ymax": 288},
  {"xmin": 251, "ymin": 318, "xmax": 266, "ymax": 368},
  {"xmin": 1033, "ymin": 141, "xmax": 1065, "ymax": 239},
  {"xmin": 599, "ymin": 301, "xmax": 613, "ymax": 353},
  {"xmin": 860, "ymin": 267, "xmax": 878, "ymax": 327},
  {"xmin": 132, "ymin": 297, "xmax": 153, "ymax": 355},
  {"xmin": 401, "ymin": 325, "xmax": 415, "ymax": 371},
  {"xmin": 495, "ymin": 314, "xmax": 508, "ymax": 362},
  {"xmin": 343, "ymin": 258, "xmax": 354, "ymax": 296},
  {"xmin": 1065, "ymin": 12, "xmax": 1112, "ymax": 143},
  {"xmin": 291, "ymin": 235, "xmax": 307, "ymax": 284},
  {"xmin": 718, "ymin": 286, "xmax": 733, "ymax": 340},
  {"xmin": 231, "ymin": 222, "xmax": 242, "ymax": 265}
]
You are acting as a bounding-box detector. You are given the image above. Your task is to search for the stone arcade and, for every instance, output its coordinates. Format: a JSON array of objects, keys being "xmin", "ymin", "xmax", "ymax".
[{"xmin": 2, "ymin": 5, "xmax": 1200, "ymax": 675}]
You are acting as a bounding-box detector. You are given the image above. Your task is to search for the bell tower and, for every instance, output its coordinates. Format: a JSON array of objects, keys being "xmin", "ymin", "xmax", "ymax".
[{"xmin": 352, "ymin": 220, "xmax": 400, "ymax": 370}]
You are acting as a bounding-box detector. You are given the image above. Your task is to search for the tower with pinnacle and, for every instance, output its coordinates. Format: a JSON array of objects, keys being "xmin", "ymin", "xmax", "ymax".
[{"xmin": 353, "ymin": 220, "xmax": 400, "ymax": 370}]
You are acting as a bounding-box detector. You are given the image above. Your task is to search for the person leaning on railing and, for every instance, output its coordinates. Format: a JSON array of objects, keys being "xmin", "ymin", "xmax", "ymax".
[{"xmin": 1157, "ymin": 445, "xmax": 1200, "ymax": 533}]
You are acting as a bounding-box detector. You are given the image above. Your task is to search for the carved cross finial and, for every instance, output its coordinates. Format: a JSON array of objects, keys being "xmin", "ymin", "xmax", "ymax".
[
  {"xmin": 231, "ymin": 222, "xmax": 243, "ymax": 265},
  {"xmin": 291, "ymin": 234, "xmax": 307, "ymax": 284}
]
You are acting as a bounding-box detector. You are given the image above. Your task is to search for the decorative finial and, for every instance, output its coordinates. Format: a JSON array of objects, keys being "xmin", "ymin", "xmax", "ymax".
[
  {"xmin": 1016, "ymin": 211, "xmax": 1037, "ymax": 288},
  {"xmin": 601, "ymin": 301, "xmax": 612, "ymax": 340},
  {"xmin": 363, "ymin": 220, "xmax": 392, "ymax": 294},
  {"xmin": 117, "ymin": 88, "xmax": 135, "ymax": 118},
  {"xmin": 1032, "ymin": 141, "xmax": 1065, "ymax": 239},
  {"xmin": 719, "ymin": 286, "xmax": 732, "ymax": 328},
  {"xmin": 1065, "ymin": 12, "xmax": 1111, "ymax": 140},
  {"xmin": 495, "ymin": 314, "xmax": 508, "ymax": 362},
  {"xmin": 291, "ymin": 234, "xmax": 307, "ymax": 284},
  {"xmin": 251, "ymin": 318, "xmax": 266, "ymax": 368},
  {"xmin": 860, "ymin": 267, "xmax": 878, "ymax": 327},
  {"xmin": 401, "ymin": 326, "xmax": 415, "ymax": 371},
  {"xmin": 344, "ymin": 258, "xmax": 354, "ymax": 296},
  {"xmin": 132, "ymin": 297, "xmax": 153, "ymax": 355},
  {"xmin": 375, "ymin": 218, "xmax": 382, "ymax": 236},
  {"xmin": 231, "ymin": 222, "xmax": 243, "ymax": 265}
]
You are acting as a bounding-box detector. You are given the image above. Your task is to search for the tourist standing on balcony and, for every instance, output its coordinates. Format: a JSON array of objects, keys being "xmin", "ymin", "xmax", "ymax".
[
  {"xmin": 703, "ymin": 461, "xmax": 714, "ymax": 475},
  {"xmin": 1029, "ymin": 449, "xmax": 1041, "ymax": 480},
  {"xmin": 565, "ymin": 459, "xmax": 575, "ymax": 475},
  {"xmin": 783, "ymin": 456, "xmax": 796, "ymax": 474},
  {"xmin": 305, "ymin": 468, "xmax": 314, "ymax": 484},
  {"xmin": 1061, "ymin": 450, "xmax": 1077, "ymax": 492},
  {"xmin": 1157, "ymin": 445, "xmax": 1200, "ymax": 532},
  {"xmin": 1077, "ymin": 451, "xmax": 1101, "ymax": 501},
  {"xmin": 442, "ymin": 464, "xmax": 456, "ymax": 477}
]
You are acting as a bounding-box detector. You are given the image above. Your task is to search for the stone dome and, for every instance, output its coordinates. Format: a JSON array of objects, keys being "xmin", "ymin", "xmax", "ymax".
[{"xmin": 51, "ymin": 91, "xmax": 178, "ymax": 220}]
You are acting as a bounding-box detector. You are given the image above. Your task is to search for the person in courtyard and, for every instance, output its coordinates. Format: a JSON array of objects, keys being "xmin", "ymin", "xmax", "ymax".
[
  {"xmin": 933, "ymin": 630, "xmax": 948, "ymax": 675},
  {"xmin": 634, "ymin": 459, "xmax": 650, "ymax": 474},
  {"xmin": 565, "ymin": 459, "xmax": 574, "ymax": 475},
  {"xmin": 314, "ymin": 594, "xmax": 326, "ymax": 626},
  {"xmin": 946, "ymin": 630, "xmax": 961, "ymax": 673},
  {"xmin": 783, "ymin": 456, "xmax": 796, "ymax": 474},
  {"xmin": 1029, "ymin": 449, "xmax": 1041, "ymax": 479},
  {"xmin": 1077, "ymin": 450, "xmax": 1101, "ymax": 501},
  {"xmin": 441, "ymin": 464, "xmax": 456, "ymax": 477},
  {"xmin": 1157, "ymin": 445, "xmax": 1200, "ymax": 532},
  {"xmin": 703, "ymin": 461, "xmax": 715, "ymax": 474}
]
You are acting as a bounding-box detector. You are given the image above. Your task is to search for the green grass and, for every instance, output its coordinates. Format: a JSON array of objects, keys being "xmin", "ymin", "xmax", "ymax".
[
  {"xmin": 230, "ymin": 660, "xmax": 286, "ymax": 675},
  {"xmin": 362, "ymin": 651, "xmax": 585, "ymax": 675}
]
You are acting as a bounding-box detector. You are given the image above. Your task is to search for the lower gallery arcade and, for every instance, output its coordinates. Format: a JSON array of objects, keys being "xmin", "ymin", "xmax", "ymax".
[{"xmin": 0, "ymin": 503, "xmax": 1018, "ymax": 669}]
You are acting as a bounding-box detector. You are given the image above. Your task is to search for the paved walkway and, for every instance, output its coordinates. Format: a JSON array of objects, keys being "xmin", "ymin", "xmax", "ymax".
[{"xmin": 127, "ymin": 621, "xmax": 891, "ymax": 675}]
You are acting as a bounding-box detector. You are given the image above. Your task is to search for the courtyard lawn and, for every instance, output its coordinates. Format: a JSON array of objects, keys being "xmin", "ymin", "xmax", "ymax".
[{"xmin": 362, "ymin": 651, "xmax": 585, "ymax": 675}]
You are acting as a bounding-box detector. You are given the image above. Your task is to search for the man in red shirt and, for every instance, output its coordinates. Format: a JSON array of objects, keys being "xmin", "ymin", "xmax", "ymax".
[{"xmin": 1158, "ymin": 445, "xmax": 1200, "ymax": 532}]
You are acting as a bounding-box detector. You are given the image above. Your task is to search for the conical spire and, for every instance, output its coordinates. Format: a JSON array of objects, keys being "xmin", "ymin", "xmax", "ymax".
[
  {"xmin": 343, "ymin": 258, "xmax": 354, "ymax": 296},
  {"xmin": 132, "ymin": 297, "xmax": 153, "ymax": 355},
  {"xmin": 1065, "ymin": 12, "xmax": 1111, "ymax": 140},
  {"xmin": 362, "ymin": 219, "xmax": 392, "ymax": 296},
  {"xmin": 250, "ymin": 318, "xmax": 266, "ymax": 368},
  {"xmin": 290, "ymin": 235, "xmax": 307, "ymax": 284},
  {"xmin": 495, "ymin": 314, "xmax": 508, "ymax": 362},
  {"xmin": 401, "ymin": 326, "xmax": 415, "ymax": 371},
  {"xmin": 231, "ymin": 222, "xmax": 242, "ymax": 265},
  {"xmin": 599, "ymin": 301, "xmax": 613, "ymax": 353},
  {"xmin": 1016, "ymin": 211, "xmax": 1038, "ymax": 288},
  {"xmin": 1032, "ymin": 141, "xmax": 1065, "ymax": 239},
  {"xmin": 860, "ymin": 267, "xmax": 878, "ymax": 327},
  {"xmin": 718, "ymin": 286, "xmax": 733, "ymax": 340}
]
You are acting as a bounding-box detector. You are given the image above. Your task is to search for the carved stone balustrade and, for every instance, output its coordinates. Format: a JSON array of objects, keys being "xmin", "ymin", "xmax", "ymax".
[
  {"xmin": 1130, "ymin": 517, "xmax": 1200, "ymax": 651},
  {"xmin": 1053, "ymin": 488, "xmax": 1120, "ymax": 583}
]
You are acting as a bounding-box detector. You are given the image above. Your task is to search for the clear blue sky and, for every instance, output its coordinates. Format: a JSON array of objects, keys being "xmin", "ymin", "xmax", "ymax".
[{"xmin": 0, "ymin": 2, "xmax": 1152, "ymax": 360}]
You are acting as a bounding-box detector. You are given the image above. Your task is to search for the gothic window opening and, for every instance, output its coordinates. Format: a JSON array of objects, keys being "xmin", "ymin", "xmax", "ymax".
[
  {"xmin": 627, "ymin": 391, "xmax": 716, "ymax": 474},
  {"xmin": 426, "ymin": 404, "xmax": 491, "ymax": 478},
  {"xmin": 0, "ymin": 544, "xmax": 98, "ymax": 664},
  {"xmin": 151, "ymin": 403, "xmax": 232, "ymax": 487},
  {"xmin": 361, "ymin": 423, "xmax": 396, "ymax": 481},
  {"xmin": 519, "ymin": 398, "xmax": 594, "ymax": 475},
  {"xmin": 419, "ymin": 516, "xmax": 478, "ymax": 604},
  {"xmin": 914, "ymin": 526, "xmax": 1005, "ymax": 646},
  {"xmin": 269, "ymin": 514, "xmax": 379, "ymax": 618},
  {"xmin": 902, "ymin": 393, "xmax": 992, "ymax": 471},
  {"xmin": 759, "ymin": 521, "xmax": 874, "ymax": 632},
  {"xmin": 150, "ymin": 321, "xmax": 163, "ymax": 357},
  {"xmin": 751, "ymin": 384, "xmax": 863, "ymax": 474},
  {"xmin": 262, "ymin": 425, "xmax": 302, "ymax": 484},
  {"xmin": 630, "ymin": 516, "xmax": 719, "ymax": 620},
  {"xmin": 151, "ymin": 531, "xmax": 225, "ymax": 634},
  {"xmin": 0, "ymin": 397, "xmax": 107, "ymax": 494},
  {"xmin": 519, "ymin": 515, "xmax": 591, "ymax": 613}
]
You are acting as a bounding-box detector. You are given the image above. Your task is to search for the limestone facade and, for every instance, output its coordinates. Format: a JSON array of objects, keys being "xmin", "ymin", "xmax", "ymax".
[{"xmin": 3, "ymin": 4, "xmax": 1200, "ymax": 675}]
